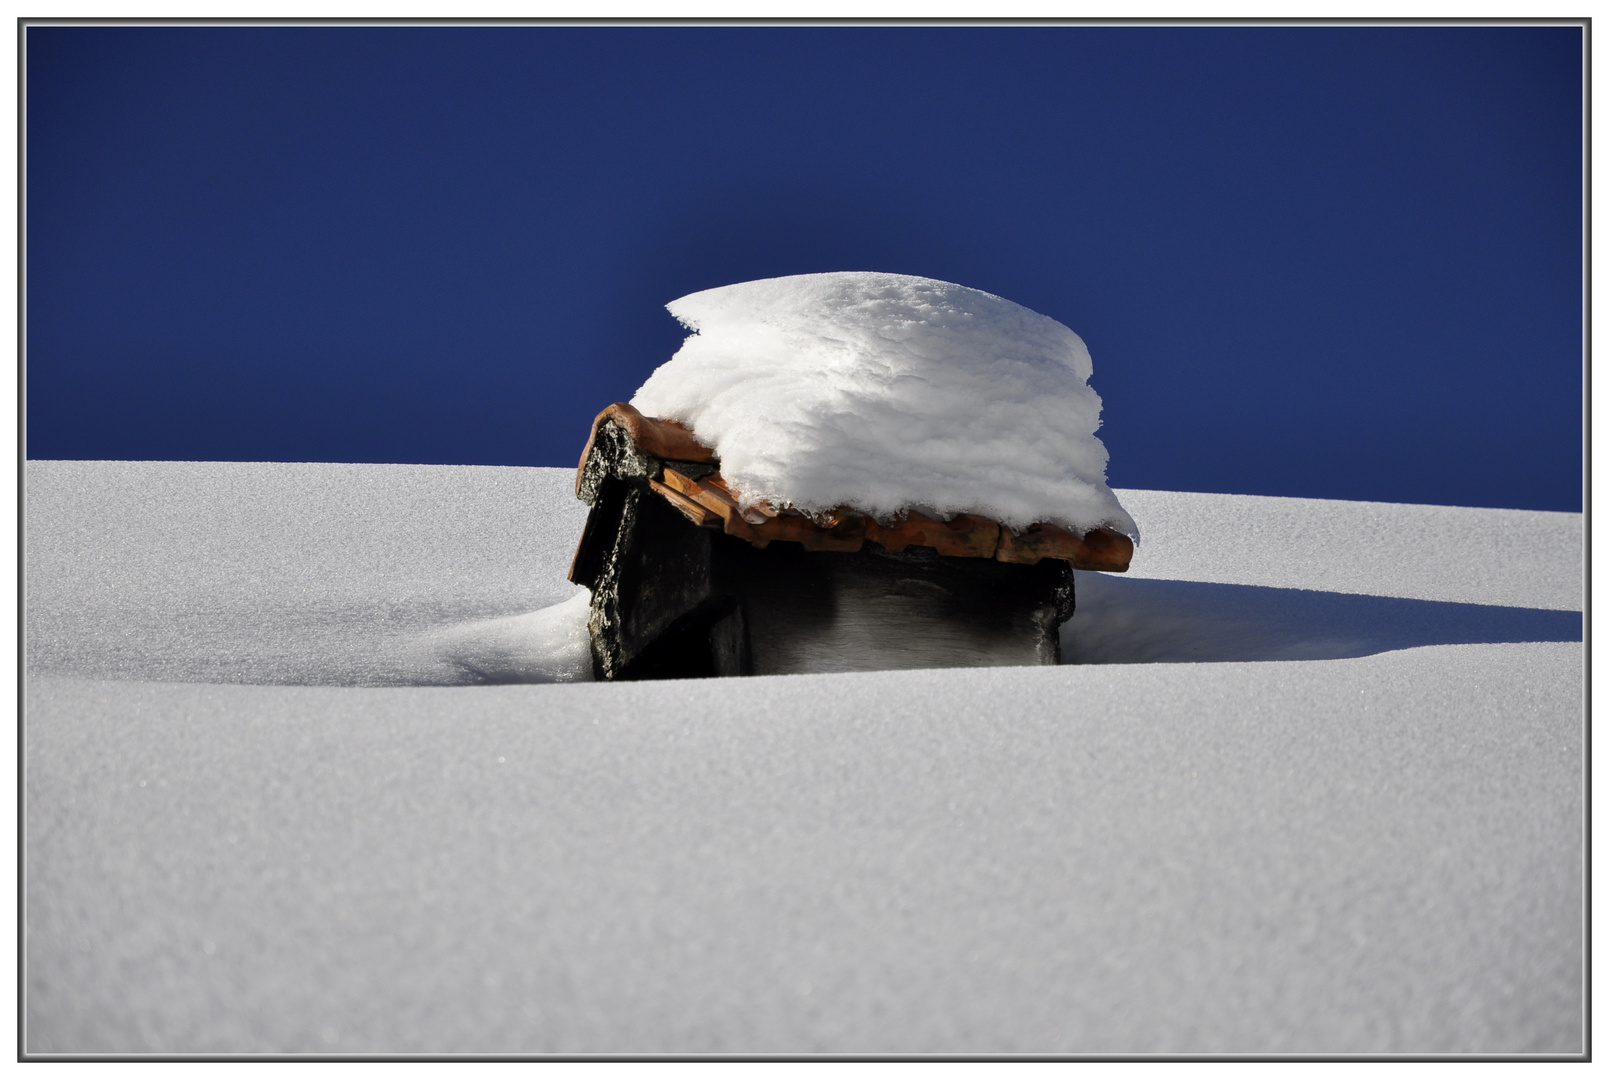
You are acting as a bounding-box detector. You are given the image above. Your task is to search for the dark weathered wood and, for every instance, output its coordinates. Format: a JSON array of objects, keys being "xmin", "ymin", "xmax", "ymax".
[
  {"xmin": 570, "ymin": 402, "xmax": 1127, "ymax": 679},
  {"xmin": 731, "ymin": 543, "xmax": 1074, "ymax": 674},
  {"xmin": 580, "ymin": 485, "xmax": 1075, "ymax": 678},
  {"xmin": 567, "ymin": 475, "xmax": 627, "ymax": 590},
  {"xmin": 584, "ymin": 482, "xmax": 725, "ymax": 681}
]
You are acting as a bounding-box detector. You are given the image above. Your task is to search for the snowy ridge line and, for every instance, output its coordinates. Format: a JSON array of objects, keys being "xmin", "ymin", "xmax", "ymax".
[{"xmin": 23, "ymin": 462, "xmax": 1581, "ymax": 687}]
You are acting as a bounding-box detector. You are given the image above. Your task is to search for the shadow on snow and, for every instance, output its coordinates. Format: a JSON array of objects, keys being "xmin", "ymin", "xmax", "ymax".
[{"xmin": 1062, "ymin": 573, "xmax": 1583, "ymax": 665}]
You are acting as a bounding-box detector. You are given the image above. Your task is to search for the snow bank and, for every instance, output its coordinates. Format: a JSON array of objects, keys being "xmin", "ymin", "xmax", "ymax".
[
  {"xmin": 23, "ymin": 462, "xmax": 1585, "ymax": 1054},
  {"xmin": 631, "ymin": 272, "xmax": 1137, "ymax": 537},
  {"xmin": 27, "ymin": 462, "xmax": 1580, "ymax": 688},
  {"xmin": 418, "ymin": 592, "xmax": 593, "ymax": 683}
]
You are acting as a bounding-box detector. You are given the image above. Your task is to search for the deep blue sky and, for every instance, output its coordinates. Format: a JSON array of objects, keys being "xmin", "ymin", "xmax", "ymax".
[{"xmin": 26, "ymin": 25, "xmax": 1583, "ymax": 511}]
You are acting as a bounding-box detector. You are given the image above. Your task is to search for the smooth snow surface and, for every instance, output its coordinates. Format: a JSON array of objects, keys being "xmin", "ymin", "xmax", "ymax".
[
  {"xmin": 632, "ymin": 272, "xmax": 1137, "ymax": 536},
  {"xmin": 25, "ymin": 461, "xmax": 1583, "ymax": 1056},
  {"xmin": 26, "ymin": 461, "xmax": 594, "ymax": 686}
]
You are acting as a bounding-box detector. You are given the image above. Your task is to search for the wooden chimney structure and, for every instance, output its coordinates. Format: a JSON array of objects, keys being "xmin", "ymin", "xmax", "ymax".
[{"xmin": 569, "ymin": 403, "xmax": 1133, "ymax": 680}]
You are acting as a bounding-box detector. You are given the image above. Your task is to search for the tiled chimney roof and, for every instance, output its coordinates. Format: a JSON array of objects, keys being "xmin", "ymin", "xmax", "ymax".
[{"xmin": 574, "ymin": 402, "xmax": 1133, "ymax": 573}]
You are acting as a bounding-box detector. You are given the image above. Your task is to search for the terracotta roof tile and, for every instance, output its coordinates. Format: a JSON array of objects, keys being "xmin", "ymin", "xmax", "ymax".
[{"xmin": 577, "ymin": 403, "xmax": 1132, "ymax": 572}]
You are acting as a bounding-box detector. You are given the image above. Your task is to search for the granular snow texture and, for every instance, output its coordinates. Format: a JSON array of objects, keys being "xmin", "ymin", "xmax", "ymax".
[
  {"xmin": 25, "ymin": 461, "xmax": 594, "ymax": 686},
  {"xmin": 24, "ymin": 461, "xmax": 1583, "ymax": 1056},
  {"xmin": 631, "ymin": 272, "xmax": 1136, "ymax": 536}
]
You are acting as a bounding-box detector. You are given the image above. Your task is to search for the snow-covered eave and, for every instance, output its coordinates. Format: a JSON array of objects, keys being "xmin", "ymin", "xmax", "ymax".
[{"xmin": 570, "ymin": 403, "xmax": 1134, "ymax": 575}]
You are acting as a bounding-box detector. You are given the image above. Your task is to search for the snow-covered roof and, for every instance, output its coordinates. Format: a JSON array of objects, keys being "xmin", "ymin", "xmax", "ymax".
[
  {"xmin": 573, "ymin": 402, "xmax": 1134, "ymax": 572},
  {"xmin": 630, "ymin": 272, "xmax": 1138, "ymax": 540}
]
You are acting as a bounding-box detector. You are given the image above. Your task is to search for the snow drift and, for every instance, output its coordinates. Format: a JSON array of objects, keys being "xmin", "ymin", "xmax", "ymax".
[
  {"xmin": 23, "ymin": 461, "xmax": 1584, "ymax": 1053},
  {"xmin": 630, "ymin": 272, "xmax": 1137, "ymax": 538}
]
